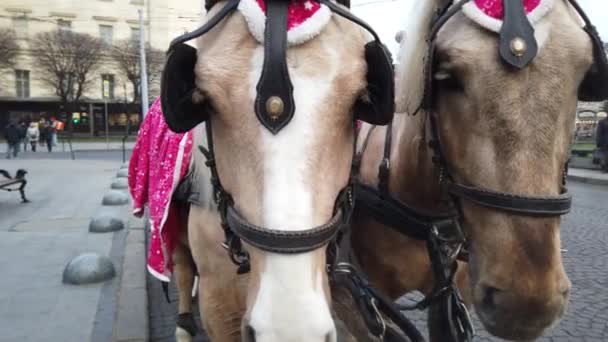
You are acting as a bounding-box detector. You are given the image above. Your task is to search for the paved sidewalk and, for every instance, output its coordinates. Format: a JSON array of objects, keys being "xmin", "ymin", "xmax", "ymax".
[
  {"xmin": 568, "ymin": 167, "xmax": 608, "ymax": 186},
  {"xmin": 1, "ymin": 140, "xmax": 135, "ymax": 153},
  {"xmin": 0, "ymin": 159, "xmax": 126, "ymax": 342}
]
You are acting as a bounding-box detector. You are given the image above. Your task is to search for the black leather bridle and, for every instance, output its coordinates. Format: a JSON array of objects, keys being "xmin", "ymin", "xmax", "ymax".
[
  {"xmin": 197, "ymin": 121, "xmax": 354, "ymax": 274},
  {"xmin": 422, "ymin": 0, "xmax": 573, "ymax": 218}
]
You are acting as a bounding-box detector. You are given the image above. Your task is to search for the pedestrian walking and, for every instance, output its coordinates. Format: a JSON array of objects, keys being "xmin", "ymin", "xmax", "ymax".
[
  {"xmin": 18, "ymin": 121, "xmax": 28, "ymax": 152},
  {"xmin": 596, "ymin": 116, "xmax": 608, "ymax": 172},
  {"xmin": 3, "ymin": 121, "xmax": 22, "ymax": 159},
  {"xmin": 41, "ymin": 122, "xmax": 54, "ymax": 153},
  {"xmin": 26, "ymin": 122, "xmax": 40, "ymax": 152},
  {"xmin": 50, "ymin": 116, "xmax": 58, "ymax": 147}
]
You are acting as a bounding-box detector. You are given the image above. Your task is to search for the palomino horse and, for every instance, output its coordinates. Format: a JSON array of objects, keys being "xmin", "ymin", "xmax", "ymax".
[
  {"xmin": 346, "ymin": 0, "xmax": 608, "ymax": 341},
  {"xmin": 154, "ymin": 0, "xmax": 394, "ymax": 341}
]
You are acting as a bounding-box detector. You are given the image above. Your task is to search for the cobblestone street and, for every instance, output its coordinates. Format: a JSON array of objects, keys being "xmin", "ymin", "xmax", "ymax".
[{"xmin": 148, "ymin": 181, "xmax": 608, "ymax": 341}]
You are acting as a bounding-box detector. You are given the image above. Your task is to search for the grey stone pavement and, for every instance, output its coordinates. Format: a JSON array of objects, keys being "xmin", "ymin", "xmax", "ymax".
[
  {"xmin": 0, "ymin": 158, "xmax": 118, "ymax": 342},
  {"xmin": 2, "ymin": 148, "xmax": 607, "ymax": 341},
  {"xmin": 0, "ymin": 140, "xmax": 135, "ymax": 154},
  {"xmin": 0, "ymin": 150, "xmax": 145, "ymax": 342}
]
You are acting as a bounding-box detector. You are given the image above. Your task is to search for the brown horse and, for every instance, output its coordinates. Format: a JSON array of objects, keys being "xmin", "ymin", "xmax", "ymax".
[
  {"xmin": 346, "ymin": 0, "xmax": 600, "ymax": 340},
  {"xmin": 167, "ymin": 1, "xmax": 390, "ymax": 341}
]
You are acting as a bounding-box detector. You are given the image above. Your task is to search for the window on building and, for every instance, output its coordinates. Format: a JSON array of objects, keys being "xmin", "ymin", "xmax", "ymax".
[
  {"xmin": 99, "ymin": 25, "xmax": 113, "ymax": 44},
  {"xmin": 102, "ymin": 74, "xmax": 115, "ymax": 99},
  {"xmin": 15, "ymin": 70, "xmax": 30, "ymax": 98},
  {"xmin": 130, "ymin": 27, "xmax": 140, "ymax": 42},
  {"xmin": 57, "ymin": 19, "xmax": 71, "ymax": 31},
  {"xmin": 13, "ymin": 17, "xmax": 28, "ymax": 39}
]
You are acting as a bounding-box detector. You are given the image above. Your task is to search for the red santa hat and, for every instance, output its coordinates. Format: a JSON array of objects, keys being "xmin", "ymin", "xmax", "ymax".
[
  {"xmin": 238, "ymin": 0, "xmax": 332, "ymax": 45},
  {"xmin": 462, "ymin": 0, "xmax": 555, "ymax": 33}
]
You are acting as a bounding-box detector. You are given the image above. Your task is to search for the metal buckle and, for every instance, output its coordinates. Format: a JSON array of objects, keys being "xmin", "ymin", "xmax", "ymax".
[{"xmin": 369, "ymin": 297, "xmax": 387, "ymax": 339}]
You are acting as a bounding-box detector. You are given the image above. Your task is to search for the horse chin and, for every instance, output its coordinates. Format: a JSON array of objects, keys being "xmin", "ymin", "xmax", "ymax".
[{"xmin": 474, "ymin": 303, "xmax": 561, "ymax": 341}]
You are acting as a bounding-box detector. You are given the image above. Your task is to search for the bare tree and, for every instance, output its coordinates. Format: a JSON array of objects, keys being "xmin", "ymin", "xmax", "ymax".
[
  {"xmin": 32, "ymin": 29, "xmax": 104, "ymax": 120},
  {"xmin": 0, "ymin": 28, "xmax": 18, "ymax": 69},
  {"xmin": 111, "ymin": 39, "xmax": 163, "ymax": 103}
]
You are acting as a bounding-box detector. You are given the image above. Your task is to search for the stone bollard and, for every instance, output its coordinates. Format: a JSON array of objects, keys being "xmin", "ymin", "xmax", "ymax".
[
  {"xmin": 111, "ymin": 178, "xmax": 128, "ymax": 190},
  {"xmin": 116, "ymin": 169, "xmax": 128, "ymax": 178},
  {"xmin": 89, "ymin": 212, "xmax": 125, "ymax": 233},
  {"xmin": 62, "ymin": 253, "xmax": 116, "ymax": 285},
  {"xmin": 102, "ymin": 190, "xmax": 129, "ymax": 206}
]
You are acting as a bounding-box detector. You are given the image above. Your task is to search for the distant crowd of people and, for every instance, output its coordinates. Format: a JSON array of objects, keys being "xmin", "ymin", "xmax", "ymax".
[{"xmin": 3, "ymin": 117, "xmax": 59, "ymax": 159}]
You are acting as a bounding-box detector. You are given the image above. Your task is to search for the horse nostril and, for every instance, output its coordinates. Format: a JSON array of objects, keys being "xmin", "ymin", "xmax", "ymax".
[
  {"xmin": 482, "ymin": 285, "xmax": 502, "ymax": 311},
  {"xmin": 245, "ymin": 325, "xmax": 256, "ymax": 342}
]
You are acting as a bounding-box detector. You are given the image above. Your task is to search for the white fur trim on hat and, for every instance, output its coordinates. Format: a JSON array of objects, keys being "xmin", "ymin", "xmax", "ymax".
[
  {"xmin": 238, "ymin": 0, "xmax": 332, "ymax": 46},
  {"xmin": 462, "ymin": 0, "xmax": 555, "ymax": 33}
]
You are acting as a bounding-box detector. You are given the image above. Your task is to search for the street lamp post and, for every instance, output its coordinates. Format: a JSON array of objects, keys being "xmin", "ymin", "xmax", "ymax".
[
  {"xmin": 103, "ymin": 80, "xmax": 110, "ymax": 150},
  {"xmin": 138, "ymin": 9, "xmax": 149, "ymax": 118}
]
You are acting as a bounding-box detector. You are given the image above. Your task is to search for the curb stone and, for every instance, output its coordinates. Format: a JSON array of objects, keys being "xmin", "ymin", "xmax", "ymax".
[
  {"xmin": 113, "ymin": 214, "xmax": 148, "ymax": 342},
  {"xmin": 567, "ymin": 174, "xmax": 608, "ymax": 186}
]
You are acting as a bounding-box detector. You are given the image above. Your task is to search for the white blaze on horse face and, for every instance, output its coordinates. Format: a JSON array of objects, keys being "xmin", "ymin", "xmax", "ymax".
[{"xmin": 247, "ymin": 46, "xmax": 337, "ymax": 342}]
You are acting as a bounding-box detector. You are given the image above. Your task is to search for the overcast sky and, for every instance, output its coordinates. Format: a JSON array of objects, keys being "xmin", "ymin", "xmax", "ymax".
[{"xmin": 351, "ymin": 0, "xmax": 608, "ymax": 58}]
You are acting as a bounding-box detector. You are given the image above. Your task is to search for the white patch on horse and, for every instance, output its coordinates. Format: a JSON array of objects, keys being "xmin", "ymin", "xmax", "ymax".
[
  {"xmin": 395, "ymin": 0, "xmax": 443, "ymax": 114},
  {"xmin": 247, "ymin": 46, "xmax": 336, "ymax": 342}
]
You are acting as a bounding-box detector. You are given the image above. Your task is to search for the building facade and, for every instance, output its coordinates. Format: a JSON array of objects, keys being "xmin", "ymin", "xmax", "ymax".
[{"xmin": 0, "ymin": 0, "xmax": 202, "ymax": 135}]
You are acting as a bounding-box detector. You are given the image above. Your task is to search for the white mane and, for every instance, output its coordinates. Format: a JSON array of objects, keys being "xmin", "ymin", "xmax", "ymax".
[{"xmin": 395, "ymin": 0, "xmax": 443, "ymax": 114}]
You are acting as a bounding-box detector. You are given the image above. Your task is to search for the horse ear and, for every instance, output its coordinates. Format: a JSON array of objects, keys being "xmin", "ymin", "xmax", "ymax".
[{"xmin": 160, "ymin": 43, "xmax": 210, "ymax": 133}]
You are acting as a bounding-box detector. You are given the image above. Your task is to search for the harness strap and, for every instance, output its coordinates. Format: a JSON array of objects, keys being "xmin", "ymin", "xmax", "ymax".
[
  {"xmin": 355, "ymin": 183, "xmax": 456, "ymax": 241},
  {"xmin": 447, "ymin": 182, "xmax": 572, "ymax": 216},
  {"xmin": 333, "ymin": 263, "xmax": 425, "ymax": 342},
  {"xmin": 378, "ymin": 122, "xmax": 392, "ymax": 194},
  {"xmin": 353, "ymin": 125, "xmax": 377, "ymax": 173}
]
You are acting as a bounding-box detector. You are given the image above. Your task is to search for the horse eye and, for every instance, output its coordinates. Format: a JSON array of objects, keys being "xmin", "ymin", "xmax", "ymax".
[
  {"xmin": 435, "ymin": 69, "xmax": 464, "ymax": 93},
  {"xmin": 434, "ymin": 70, "xmax": 451, "ymax": 81}
]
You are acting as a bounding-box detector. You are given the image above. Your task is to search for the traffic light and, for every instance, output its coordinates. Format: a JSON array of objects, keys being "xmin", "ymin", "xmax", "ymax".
[{"xmin": 72, "ymin": 113, "xmax": 81, "ymax": 124}]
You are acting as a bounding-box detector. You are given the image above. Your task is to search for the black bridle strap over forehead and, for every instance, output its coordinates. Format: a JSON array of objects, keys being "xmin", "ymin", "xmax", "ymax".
[{"xmin": 318, "ymin": 0, "xmax": 382, "ymax": 41}]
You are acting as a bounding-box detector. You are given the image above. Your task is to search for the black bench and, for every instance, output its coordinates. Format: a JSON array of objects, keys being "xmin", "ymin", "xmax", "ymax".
[{"xmin": 0, "ymin": 169, "xmax": 29, "ymax": 203}]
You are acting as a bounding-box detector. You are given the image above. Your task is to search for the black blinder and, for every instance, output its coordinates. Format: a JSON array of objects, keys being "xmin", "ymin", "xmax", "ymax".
[
  {"xmin": 578, "ymin": 25, "xmax": 608, "ymax": 102},
  {"xmin": 354, "ymin": 41, "xmax": 395, "ymax": 125},
  {"xmin": 160, "ymin": 43, "xmax": 209, "ymax": 133}
]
